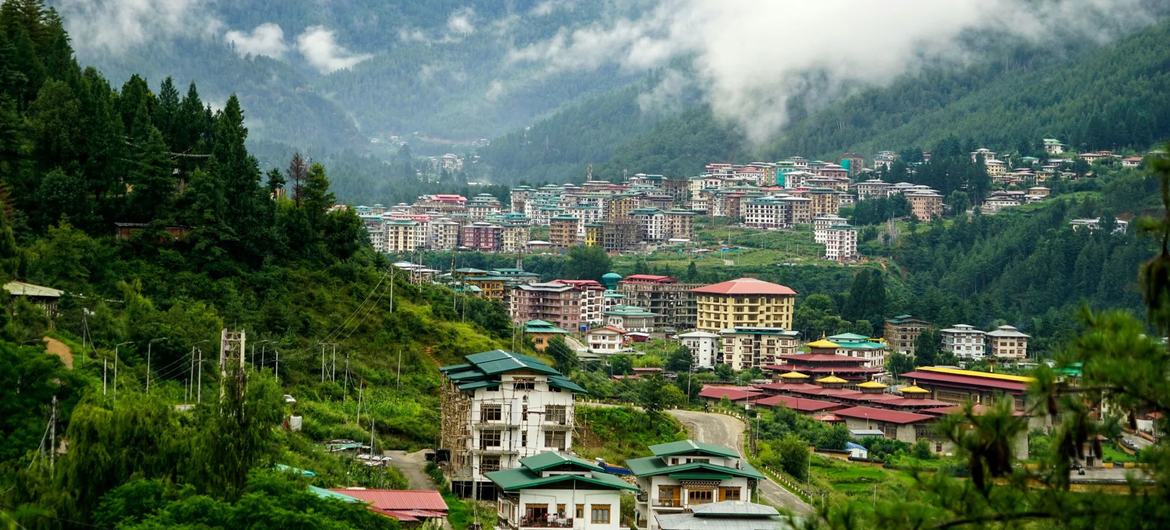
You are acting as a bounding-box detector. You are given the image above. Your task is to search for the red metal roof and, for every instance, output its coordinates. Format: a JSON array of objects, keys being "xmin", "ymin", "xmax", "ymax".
[
  {"xmin": 621, "ymin": 274, "xmax": 676, "ymax": 284},
  {"xmin": 691, "ymin": 277, "xmax": 797, "ymax": 296},
  {"xmin": 756, "ymin": 395, "xmax": 841, "ymax": 412},
  {"xmin": 699, "ymin": 385, "xmax": 763, "ymax": 402},
  {"xmin": 900, "ymin": 370, "xmax": 1029, "ymax": 393},
  {"xmin": 832, "ymin": 406, "xmax": 934, "ymax": 425},
  {"xmin": 777, "ymin": 354, "xmax": 869, "ymax": 363},
  {"xmin": 331, "ymin": 489, "xmax": 448, "ymax": 517},
  {"xmin": 765, "ymin": 364, "xmax": 880, "ymax": 374}
]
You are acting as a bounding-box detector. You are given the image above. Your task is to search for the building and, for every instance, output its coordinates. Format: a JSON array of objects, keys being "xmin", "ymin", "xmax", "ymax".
[
  {"xmin": 832, "ymin": 406, "xmax": 935, "ymax": 443},
  {"xmin": 617, "ymin": 275, "xmax": 698, "ymax": 331},
  {"xmin": 940, "ymin": 324, "xmax": 986, "ymax": 359},
  {"xmin": 884, "ymin": 315, "xmax": 930, "ymax": 355},
  {"xmin": 718, "ymin": 327, "xmax": 801, "ymax": 371},
  {"xmin": 629, "ymin": 440, "xmax": 764, "ymax": 530},
  {"xmin": 899, "ymin": 366, "xmax": 1035, "ymax": 411},
  {"xmin": 665, "ymin": 209, "xmax": 696, "ymax": 241},
  {"xmin": 468, "ymin": 194, "xmax": 502, "ymax": 220},
  {"xmin": 826, "ymin": 333, "xmax": 888, "ymax": 369},
  {"xmin": 524, "ymin": 320, "xmax": 570, "ymax": 352},
  {"xmin": 386, "ymin": 220, "xmax": 420, "ymax": 253},
  {"xmin": 986, "ymin": 325, "xmax": 1030, "ymax": 360},
  {"xmin": 822, "ymin": 226, "xmax": 857, "ymax": 262},
  {"xmin": 632, "ymin": 208, "xmax": 669, "ymax": 241},
  {"xmin": 678, "ymin": 330, "xmax": 720, "ymax": 369},
  {"xmin": 602, "ymin": 220, "xmax": 640, "ymax": 251},
  {"xmin": 427, "ymin": 218, "xmax": 461, "ymax": 250},
  {"xmin": 1043, "ymin": 138, "xmax": 1064, "ymax": 155},
  {"xmin": 655, "ymin": 501, "xmax": 789, "ymax": 530},
  {"xmin": 549, "ymin": 215, "xmax": 580, "ymax": 249},
  {"xmin": 812, "ymin": 215, "xmax": 849, "ymax": 243},
  {"xmin": 439, "ymin": 350, "xmax": 585, "ymax": 499},
  {"xmin": 4, "ymin": 281, "xmax": 63, "ymax": 318},
  {"xmin": 742, "ymin": 196, "xmax": 790, "ymax": 230},
  {"xmin": 487, "ymin": 452, "xmax": 638, "ymax": 530},
  {"xmin": 320, "ymin": 488, "xmax": 449, "ymax": 525},
  {"xmin": 906, "ymin": 190, "xmax": 944, "ymax": 221},
  {"xmin": 855, "ymin": 179, "xmax": 890, "ymax": 200},
  {"xmin": 512, "ymin": 281, "xmax": 605, "ymax": 331},
  {"xmin": 501, "ymin": 221, "xmax": 531, "ymax": 254},
  {"xmin": 693, "ymin": 278, "xmax": 797, "ymax": 332},
  {"xmin": 583, "ymin": 223, "xmax": 604, "ymax": 247},
  {"xmin": 585, "ymin": 326, "xmax": 626, "ymax": 355},
  {"xmin": 462, "ymin": 222, "xmax": 504, "ymax": 252},
  {"xmin": 604, "ymin": 305, "xmax": 657, "ymax": 333}
]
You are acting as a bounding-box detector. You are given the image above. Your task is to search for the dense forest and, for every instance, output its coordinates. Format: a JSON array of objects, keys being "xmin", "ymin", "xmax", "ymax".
[
  {"xmin": 0, "ymin": 2, "xmax": 518, "ymax": 527},
  {"xmin": 478, "ymin": 18, "xmax": 1170, "ymax": 182}
]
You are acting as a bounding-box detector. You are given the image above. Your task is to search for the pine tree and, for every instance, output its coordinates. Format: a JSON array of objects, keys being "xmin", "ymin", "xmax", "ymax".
[{"xmin": 286, "ymin": 152, "xmax": 308, "ymax": 205}]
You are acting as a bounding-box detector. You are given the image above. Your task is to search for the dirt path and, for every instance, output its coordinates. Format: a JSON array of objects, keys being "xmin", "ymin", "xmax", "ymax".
[
  {"xmin": 387, "ymin": 449, "xmax": 436, "ymax": 490},
  {"xmin": 43, "ymin": 336, "xmax": 73, "ymax": 369}
]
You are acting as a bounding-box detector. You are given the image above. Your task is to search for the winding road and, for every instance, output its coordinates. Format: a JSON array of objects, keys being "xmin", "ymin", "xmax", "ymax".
[{"xmin": 668, "ymin": 409, "xmax": 814, "ymax": 516}]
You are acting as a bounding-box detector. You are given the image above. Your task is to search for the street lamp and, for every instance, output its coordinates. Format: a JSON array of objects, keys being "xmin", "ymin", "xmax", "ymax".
[
  {"xmin": 113, "ymin": 341, "xmax": 134, "ymax": 405},
  {"xmin": 146, "ymin": 337, "xmax": 168, "ymax": 392}
]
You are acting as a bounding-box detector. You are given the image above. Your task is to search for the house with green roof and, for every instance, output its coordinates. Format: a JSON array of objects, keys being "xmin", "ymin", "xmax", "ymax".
[
  {"xmin": 627, "ymin": 440, "xmax": 764, "ymax": 530},
  {"xmin": 524, "ymin": 320, "xmax": 570, "ymax": 352},
  {"xmin": 487, "ymin": 451, "xmax": 637, "ymax": 529},
  {"xmin": 439, "ymin": 350, "xmax": 585, "ymax": 500},
  {"xmin": 603, "ymin": 305, "xmax": 657, "ymax": 333},
  {"xmin": 828, "ymin": 332, "xmax": 889, "ymax": 369}
]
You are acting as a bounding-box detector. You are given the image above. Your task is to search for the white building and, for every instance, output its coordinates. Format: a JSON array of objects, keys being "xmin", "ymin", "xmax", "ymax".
[
  {"xmin": 487, "ymin": 452, "xmax": 637, "ymax": 530},
  {"xmin": 987, "ymin": 325, "xmax": 1030, "ymax": 360},
  {"xmin": 439, "ymin": 350, "xmax": 584, "ymax": 499},
  {"xmin": 585, "ymin": 326, "xmax": 626, "ymax": 355},
  {"xmin": 742, "ymin": 196, "xmax": 790, "ymax": 229},
  {"xmin": 718, "ymin": 327, "xmax": 800, "ymax": 371},
  {"xmin": 385, "ymin": 219, "xmax": 420, "ymax": 253},
  {"xmin": 940, "ymin": 324, "xmax": 986, "ymax": 359},
  {"xmin": 1043, "ymin": 138, "xmax": 1064, "ymax": 155},
  {"xmin": 813, "ymin": 215, "xmax": 849, "ymax": 243},
  {"xmin": 677, "ymin": 330, "xmax": 720, "ymax": 369},
  {"xmin": 428, "ymin": 218, "xmax": 461, "ymax": 250},
  {"xmin": 822, "ymin": 226, "xmax": 858, "ymax": 262},
  {"xmin": 629, "ymin": 440, "xmax": 763, "ymax": 530}
]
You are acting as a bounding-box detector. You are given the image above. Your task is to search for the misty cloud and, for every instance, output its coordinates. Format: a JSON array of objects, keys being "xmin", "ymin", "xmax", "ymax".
[
  {"xmin": 296, "ymin": 26, "xmax": 373, "ymax": 74},
  {"xmin": 447, "ymin": 8, "xmax": 476, "ymax": 35},
  {"xmin": 56, "ymin": 0, "xmax": 220, "ymax": 55},
  {"xmin": 509, "ymin": 0, "xmax": 1159, "ymax": 144},
  {"xmin": 225, "ymin": 23, "xmax": 289, "ymax": 59}
]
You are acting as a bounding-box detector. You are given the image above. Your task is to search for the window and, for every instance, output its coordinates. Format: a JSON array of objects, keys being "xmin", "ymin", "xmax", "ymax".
[
  {"xmin": 719, "ymin": 487, "xmax": 741, "ymax": 501},
  {"xmin": 688, "ymin": 489, "xmax": 714, "ymax": 505},
  {"xmin": 521, "ymin": 431, "xmax": 528, "ymax": 447},
  {"xmin": 576, "ymin": 504, "xmax": 584, "ymax": 518},
  {"xmin": 688, "ymin": 458, "xmax": 709, "ymax": 465},
  {"xmin": 481, "ymin": 455, "xmax": 501, "ymax": 472},
  {"xmin": 556, "ymin": 504, "xmax": 566, "ymax": 517},
  {"xmin": 590, "ymin": 505, "xmax": 611, "ymax": 524},
  {"xmin": 480, "ymin": 429, "xmax": 502, "ymax": 449},
  {"xmin": 480, "ymin": 404, "xmax": 502, "ymax": 422},
  {"xmin": 513, "ymin": 378, "xmax": 535, "ymax": 391},
  {"xmin": 544, "ymin": 430, "xmax": 567, "ymax": 450},
  {"xmin": 546, "ymin": 405, "xmax": 567, "ymax": 425}
]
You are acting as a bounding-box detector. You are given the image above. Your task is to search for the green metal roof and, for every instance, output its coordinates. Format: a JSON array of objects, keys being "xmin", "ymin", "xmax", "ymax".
[
  {"xmin": 485, "ymin": 468, "xmax": 638, "ymax": 492},
  {"xmin": 549, "ymin": 375, "xmax": 586, "ymax": 393},
  {"xmin": 525, "ymin": 320, "xmax": 569, "ymax": 334},
  {"xmin": 462, "ymin": 350, "xmax": 561, "ymax": 376},
  {"xmin": 828, "ymin": 333, "xmax": 869, "ymax": 341},
  {"xmin": 458, "ymin": 380, "xmax": 500, "ymax": 391},
  {"xmin": 625, "ymin": 458, "xmax": 764, "ymax": 481},
  {"xmin": 308, "ymin": 486, "xmax": 362, "ymax": 503},
  {"xmin": 669, "ymin": 471, "xmax": 733, "ymax": 481},
  {"xmin": 605, "ymin": 305, "xmax": 656, "ymax": 317},
  {"xmin": 520, "ymin": 452, "xmax": 603, "ymax": 473},
  {"xmin": 650, "ymin": 440, "xmax": 740, "ymax": 459}
]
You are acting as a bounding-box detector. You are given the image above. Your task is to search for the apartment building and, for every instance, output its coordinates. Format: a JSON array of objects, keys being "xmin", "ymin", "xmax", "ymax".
[
  {"xmin": 511, "ymin": 280, "xmax": 605, "ymax": 331},
  {"xmin": 742, "ymin": 196, "xmax": 790, "ymax": 229},
  {"xmin": 617, "ymin": 274, "xmax": 699, "ymax": 330},
  {"xmin": 987, "ymin": 325, "xmax": 1030, "ymax": 360},
  {"xmin": 549, "ymin": 215, "xmax": 580, "ymax": 249},
  {"xmin": 439, "ymin": 350, "xmax": 584, "ymax": 499},
  {"xmin": 813, "ymin": 215, "xmax": 849, "ymax": 243},
  {"xmin": 467, "ymin": 194, "xmax": 502, "ymax": 220},
  {"xmin": 822, "ymin": 226, "xmax": 858, "ymax": 262},
  {"xmin": 693, "ymin": 278, "xmax": 797, "ymax": 332},
  {"xmin": 884, "ymin": 315, "xmax": 931, "ymax": 355},
  {"xmin": 855, "ymin": 179, "xmax": 891, "ymax": 200},
  {"xmin": 940, "ymin": 324, "xmax": 986, "ymax": 359},
  {"xmin": 385, "ymin": 219, "xmax": 420, "ymax": 253},
  {"xmin": 501, "ymin": 222, "xmax": 530, "ymax": 253},
  {"xmin": 462, "ymin": 222, "xmax": 504, "ymax": 252},
  {"xmin": 630, "ymin": 440, "xmax": 763, "ymax": 530},
  {"xmin": 427, "ymin": 217, "xmax": 461, "ymax": 250},
  {"xmin": 718, "ymin": 327, "xmax": 801, "ymax": 371},
  {"xmin": 906, "ymin": 190, "xmax": 944, "ymax": 221},
  {"xmin": 665, "ymin": 209, "xmax": 696, "ymax": 240},
  {"xmin": 677, "ymin": 330, "xmax": 720, "ymax": 369},
  {"xmin": 631, "ymin": 208, "xmax": 669, "ymax": 241}
]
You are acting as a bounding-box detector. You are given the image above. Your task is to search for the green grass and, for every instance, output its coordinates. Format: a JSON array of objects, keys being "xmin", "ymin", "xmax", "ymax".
[
  {"xmin": 573, "ymin": 406, "xmax": 687, "ymax": 466},
  {"xmin": 810, "ymin": 455, "xmax": 917, "ymax": 499},
  {"xmin": 1102, "ymin": 442, "xmax": 1138, "ymax": 463},
  {"xmin": 444, "ymin": 492, "xmax": 497, "ymax": 530}
]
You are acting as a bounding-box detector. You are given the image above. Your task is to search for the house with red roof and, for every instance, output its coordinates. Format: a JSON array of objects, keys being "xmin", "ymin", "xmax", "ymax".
[
  {"xmin": 692, "ymin": 278, "xmax": 797, "ymax": 332},
  {"xmin": 698, "ymin": 385, "xmax": 764, "ymax": 407},
  {"xmin": 325, "ymin": 488, "xmax": 448, "ymax": 525},
  {"xmin": 831, "ymin": 406, "xmax": 935, "ymax": 443}
]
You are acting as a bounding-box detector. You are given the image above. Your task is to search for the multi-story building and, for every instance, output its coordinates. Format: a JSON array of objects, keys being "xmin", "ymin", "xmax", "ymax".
[
  {"xmin": 510, "ymin": 186, "xmax": 533, "ymax": 214},
  {"xmin": 822, "ymin": 226, "xmax": 858, "ymax": 262},
  {"xmin": 361, "ymin": 216, "xmax": 387, "ymax": 253},
  {"xmin": 873, "ymin": 151, "xmax": 898, "ymax": 171},
  {"xmin": 826, "ymin": 332, "xmax": 888, "ymax": 369},
  {"xmin": 884, "ymin": 315, "xmax": 931, "ymax": 355},
  {"xmin": 604, "ymin": 194, "xmax": 639, "ymax": 221},
  {"xmin": 718, "ymin": 327, "xmax": 800, "ymax": 371},
  {"xmin": 807, "ymin": 188, "xmax": 840, "ymax": 217},
  {"xmin": 439, "ymin": 350, "xmax": 584, "ymax": 499},
  {"xmin": 487, "ymin": 452, "xmax": 637, "ymax": 530},
  {"xmin": 1043, "ymin": 138, "xmax": 1064, "ymax": 155},
  {"xmin": 855, "ymin": 179, "xmax": 890, "ymax": 200},
  {"xmin": 467, "ymin": 194, "xmax": 502, "ymax": 220},
  {"xmin": 629, "ymin": 440, "xmax": 763, "ymax": 530},
  {"xmin": 385, "ymin": 219, "xmax": 420, "ymax": 253},
  {"xmin": 511, "ymin": 280, "xmax": 605, "ymax": 331},
  {"xmin": 631, "ymin": 208, "xmax": 669, "ymax": 241},
  {"xmin": 779, "ymin": 196, "xmax": 812, "ymax": 224},
  {"xmin": 987, "ymin": 325, "xmax": 1030, "ymax": 360},
  {"xmin": 940, "ymin": 324, "xmax": 986, "ymax": 359},
  {"xmin": 549, "ymin": 215, "xmax": 580, "ymax": 249},
  {"xmin": 585, "ymin": 326, "xmax": 626, "ymax": 355},
  {"xmin": 524, "ymin": 320, "xmax": 570, "ymax": 352},
  {"xmin": 604, "ymin": 305, "xmax": 656, "ymax": 333},
  {"xmin": 601, "ymin": 220, "xmax": 640, "ymax": 252},
  {"xmin": 583, "ymin": 223, "xmax": 603, "ymax": 247},
  {"xmin": 906, "ymin": 190, "xmax": 944, "ymax": 221},
  {"xmin": 501, "ymin": 222, "xmax": 530, "ymax": 254},
  {"xmin": 742, "ymin": 196, "xmax": 790, "ymax": 229},
  {"xmin": 427, "ymin": 218, "xmax": 461, "ymax": 250},
  {"xmin": 617, "ymin": 275, "xmax": 698, "ymax": 331},
  {"xmin": 462, "ymin": 222, "xmax": 503, "ymax": 252},
  {"xmin": 813, "ymin": 215, "xmax": 849, "ymax": 243},
  {"xmin": 665, "ymin": 209, "xmax": 695, "ymax": 240},
  {"xmin": 693, "ymin": 278, "xmax": 797, "ymax": 332},
  {"xmin": 677, "ymin": 330, "xmax": 720, "ymax": 369}
]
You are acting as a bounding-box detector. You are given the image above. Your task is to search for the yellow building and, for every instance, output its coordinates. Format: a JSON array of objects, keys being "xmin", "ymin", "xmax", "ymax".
[
  {"xmin": 692, "ymin": 277, "xmax": 797, "ymax": 332},
  {"xmin": 584, "ymin": 222, "xmax": 603, "ymax": 247}
]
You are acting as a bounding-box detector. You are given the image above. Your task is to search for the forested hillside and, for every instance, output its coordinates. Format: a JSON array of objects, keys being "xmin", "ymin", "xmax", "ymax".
[
  {"xmin": 481, "ymin": 18, "xmax": 1170, "ymax": 182},
  {"xmin": 0, "ymin": 2, "xmax": 516, "ymax": 527}
]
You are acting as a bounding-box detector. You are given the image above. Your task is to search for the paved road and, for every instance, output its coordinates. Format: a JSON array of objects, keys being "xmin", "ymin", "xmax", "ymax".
[
  {"xmin": 668, "ymin": 409, "xmax": 814, "ymax": 516},
  {"xmin": 386, "ymin": 449, "xmax": 435, "ymax": 490}
]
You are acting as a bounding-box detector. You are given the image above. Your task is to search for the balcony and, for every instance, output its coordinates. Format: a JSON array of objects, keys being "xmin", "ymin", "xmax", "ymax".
[
  {"xmin": 652, "ymin": 499, "xmax": 685, "ymax": 508},
  {"xmin": 517, "ymin": 517, "xmax": 574, "ymax": 528}
]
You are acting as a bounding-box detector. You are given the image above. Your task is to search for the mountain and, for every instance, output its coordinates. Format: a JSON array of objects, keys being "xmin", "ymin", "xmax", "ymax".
[
  {"xmin": 56, "ymin": 0, "xmax": 650, "ymax": 160},
  {"xmin": 479, "ymin": 18, "xmax": 1170, "ymax": 183}
]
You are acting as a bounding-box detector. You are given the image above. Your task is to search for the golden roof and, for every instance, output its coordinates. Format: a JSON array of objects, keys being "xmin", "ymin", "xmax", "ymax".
[
  {"xmin": 857, "ymin": 381, "xmax": 888, "ymax": 389},
  {"xmin": 806, "ymin": 338, "xmax": 840, "ymax": 349},
  {"xmin": 816, "ymin": 375, "xmax": 847, "ymax": 384},
  {"xmin": 900, "ymin": 385, "xmax": 930, "ymax": 394},
  {"xmin": 779, "ymin": 371, "xmax": 809, "ymax": 379}
]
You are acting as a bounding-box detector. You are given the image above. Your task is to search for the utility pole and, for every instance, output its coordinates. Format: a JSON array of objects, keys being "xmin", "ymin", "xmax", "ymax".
[
  {"xmin": 331, "ymin": 343, "xmax": 337, "ymax": 382},
  {"xmin": 355, "ymin": 382, "xmax": 364, "ymax": 424},
  {"xmin": 49, "ymin": 395, "xmax": 57, "ymax": 471},
  {"xmin": 275, "ymin": 349, "xmax": 280, "ymax": 382},
  {"xmin": 197, "ymin": 347, "xmax": 203, "ymax": 403},
  {"xmin": 147, "ymin": 338, "xmax": 167, "ymax": 392},
  {"xmin": 396, "ymin": 347, "xmax": 403, "ymax": 393},
  {"xmin": 320, "ymin": 343, "xmax": 326, "ymax": 383},
  {"xmin": 103, "ymin": 358, "xmax": 108, "ymax": 395},
  {"xmin": 344, "ymin": 351, "xmax": 350, "ymax": 396},
  {"xmin": 113, "ymin": 341, "xmax": 131, "ymax": 406}
]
